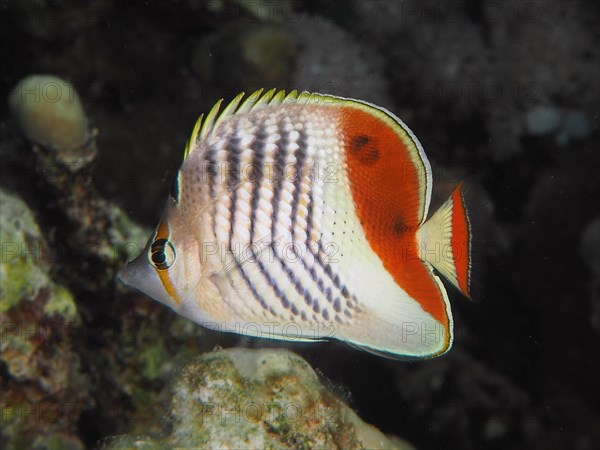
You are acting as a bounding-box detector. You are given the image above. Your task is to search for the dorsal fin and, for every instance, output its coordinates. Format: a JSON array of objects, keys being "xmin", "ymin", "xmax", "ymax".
[
  {"xmin": 183, "ymin": 91, "xmax": 431, "ymax": 223},
  {"xmin": 213, "ymin": 91, "xmax": 246, "ymax": 129},
  {"xmin": 184, "ymin": 113, "xmax": 203, "ymax": 158},
  {"xmin": 199, "ymin": 98, "xmax": 224, "ymax": 141},
  {"xmin": 250, "ymin": 88, "xmax": 277, "ymax": 109},
  {"xmin": 184, "ymin": 89, "xmax": 312, "ymax": 159},
  {"xmin": 183, "ymin": 89, "xmax": 379, "ymax": 160},
  {"xmin": 236, "ymin": 89, "xmax": 265, "ymax": 114}
]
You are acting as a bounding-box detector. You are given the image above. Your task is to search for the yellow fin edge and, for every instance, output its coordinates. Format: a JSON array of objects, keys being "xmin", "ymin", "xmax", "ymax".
[{"xmin": 184, "ymin": 89, "xmax": 347, "ymax": 159}]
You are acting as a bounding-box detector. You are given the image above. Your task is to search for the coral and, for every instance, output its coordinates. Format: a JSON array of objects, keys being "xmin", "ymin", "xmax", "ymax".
[
  {"xmin": 0, "ymin": 188, "xmax": 89, "ymax": 450},
  {"xmin": 390, "ymin": 5, "xmax": 492, "ymax": 116},
  {"xmin": 353, "ymin": 0, "xmax": 493, "ymax": 162},
  {"xmin": 484, "ymin": 0, "xmax": 600, "ymax": 159},
  {"xmin": 196, "ymin": 20, "xmax": 297, "ymax": 95},
  {"xmin": 191, "ymin": 13, "xmax": 391, "ymax": 109},
  {"xmin": 206, "ymin": 0, "xmax": 295, "ymax": 22},
  {"xmin": 4, "ymin": 107, "xmax": 150, "ymax": 295},
  {"xmin": 102, "ymin": 301, "xmax": 222, "ymax": 438},
  {"xmin": 102, "ymin": 348, "xmax": 413, "ymax": 450},
  {"xmin": 3, "ymin": 1, "xmax": 112, "ymax": 40},
  {"xmin": 2, "ymin": 68, "xmax": 216, "ymax": 446},
  {"xmin": 355, "ymin": 0, "xmax": 599, "ymax": 161},
  {"xmin": 556, "ymin": 110, "xmax": 594, "ymax": 146},
  {"xmin": 352, "ymin": 0, "xmax": 413, "ymax": 41},
  {"xmin": 9, "ymin": 75, "xmax": 96, "ymax": 170},
  {"xmin": 0, "ymin": 189, "xmax": 78, "ymax": 319},
  {"xmin": 525, "ymin": 105, "xmax": 593, "ymax": 146},
  {"xmin": 289, "ymin": 16, "xmax": 392, "ymax": 109},
  {"xmin": 525, "ymin": 105, "xmax": 563, "ymax": 136}
]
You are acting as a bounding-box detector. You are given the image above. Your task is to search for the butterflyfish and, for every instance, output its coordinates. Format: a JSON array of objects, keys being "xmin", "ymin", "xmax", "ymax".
[{"xmin": 119, "ymin": 89, "xmax": 481, "ymax": 359}]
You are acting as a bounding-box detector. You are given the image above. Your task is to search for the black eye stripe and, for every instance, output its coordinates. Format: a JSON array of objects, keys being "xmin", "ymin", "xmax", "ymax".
[
  {"xmin": 151, "ymin": 251, "xmax": 166, "ymax": 265},
  {"xmin": 151, "ymin": 238, "xmax": 168, "ymax": 252},
  {"xmin": 149, "ymin": 238, "xmax": 176, "ymax": 270}
]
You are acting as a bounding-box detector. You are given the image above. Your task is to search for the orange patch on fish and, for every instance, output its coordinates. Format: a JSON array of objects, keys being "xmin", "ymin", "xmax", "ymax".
[{"xmin": 340, "ymin": 106, "xmax": 449, "ymax": 327}]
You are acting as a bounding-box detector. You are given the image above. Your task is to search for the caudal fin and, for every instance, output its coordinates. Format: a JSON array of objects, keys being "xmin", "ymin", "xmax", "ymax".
[{"xmin": 416, "ymin": 182, "xmax": 486, "ymax": 300}]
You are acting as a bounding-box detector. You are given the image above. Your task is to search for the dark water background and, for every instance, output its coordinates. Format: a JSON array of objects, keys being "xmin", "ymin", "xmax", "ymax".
[{"xmin": 1, "ymin": 1, "xmax": 599, "ymax": 449}]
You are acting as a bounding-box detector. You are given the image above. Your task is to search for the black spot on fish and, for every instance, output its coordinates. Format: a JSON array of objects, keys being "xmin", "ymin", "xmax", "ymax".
[
  {"xmin": 393, "ymin": 216, "xmax": 407, "ymax": 234},
  {"xmin": 322, "ymin": 309, "xmax": 330, "ymax": 321},
  {"xmin": 350, "ymin": 134, "xmax": 379, "ymax": 165},
  {"xmin": 350, "ymin": 134, "xmax": 370, "ymax": 150}
]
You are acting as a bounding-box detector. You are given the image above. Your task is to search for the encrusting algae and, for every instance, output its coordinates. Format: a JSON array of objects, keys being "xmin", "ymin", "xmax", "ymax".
[
  {"xmin": 0, "ymin": 188, "xmax": 89, "ymax": 450},
  {"xmin": 101, "ymin": 348, "xmax": 414, "ymax": 450}
]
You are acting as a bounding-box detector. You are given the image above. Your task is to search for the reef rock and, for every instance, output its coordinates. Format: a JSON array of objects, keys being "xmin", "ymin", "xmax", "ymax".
[
  {"xmin": 0, "ymin": 188, "xmax": 90, "ymax": 450},
  {"xmin": 102, "ymin": 348, "xmax": 413, "ymax": 450}
]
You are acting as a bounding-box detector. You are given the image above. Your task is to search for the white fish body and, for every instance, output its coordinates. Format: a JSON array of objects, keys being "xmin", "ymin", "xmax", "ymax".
[{"xmin": 119, "ymin": 89, "xmax": 477, "ymax": 359}]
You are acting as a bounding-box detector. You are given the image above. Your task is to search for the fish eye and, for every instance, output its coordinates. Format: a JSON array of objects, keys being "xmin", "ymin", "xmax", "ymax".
[{"xmin": 149, "ymin": 238, "xmax": 176, "ymax": 270}]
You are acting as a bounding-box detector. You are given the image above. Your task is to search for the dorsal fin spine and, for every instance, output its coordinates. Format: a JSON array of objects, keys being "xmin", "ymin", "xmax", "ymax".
[
  {"xmin": 213, "ymin": 92, "xmax": 246, "ymax": 130},
  {"xmin": 184, "ymin": 113, "xmax": 204, "ymax": 158},
  {"xmin": 254, "ymin": 88, "xmax": 277, "ymax": 108},
  {"xmin": 199, "ymin": 98, "xmax": 224, "ymax": 142},
  {"xmin": 185, "ymin": 89, "xmax": 338, "ymax": 159},
  {"xmin": 272, "ymin": 89, "xmax": 287, "ymax": 104},
  {"xmin": 283, "ymin": 90, "xmax": 299, "ymax": 103},
  {"xmin": 237, "ymin": 88, "xmax": 264, "ymax": 114}
]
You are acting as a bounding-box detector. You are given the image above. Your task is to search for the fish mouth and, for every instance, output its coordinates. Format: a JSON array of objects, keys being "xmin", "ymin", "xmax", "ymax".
[
  {"xmin": 116, "ymin": 253, "xmax": 182, "ymax": 309},
  {"xmin": 116, "ymin": 254, "xmax": 147, "ymax": 288}
]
